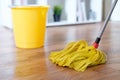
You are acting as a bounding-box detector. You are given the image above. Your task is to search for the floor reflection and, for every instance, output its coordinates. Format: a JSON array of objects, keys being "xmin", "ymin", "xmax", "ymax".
[{"xmin": 15, "ymin": 48, "xmax": 47, "ymax": 77}]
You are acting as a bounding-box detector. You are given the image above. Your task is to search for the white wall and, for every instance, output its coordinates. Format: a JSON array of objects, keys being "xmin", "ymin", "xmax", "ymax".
[
  {"xmin": 65, "ymin": 0, "xmax": 77, "ymax": 22},
  {"xmin": 0, "ymin": 0, "xmax": 12, "ymax": 28},
  {"xmin": 90, "ymin": 0, "xmax": 103, "ymax": 22},
  {"xmin": 0, "ymin": 3, "xmax": 2, "ymax": 26},
  {"xmin": 111, "ymin": 0, "xmax": 120, "ymax": 21},
  {"xmin": 37, "ymin": 0, "xmax": 47, "ymax": 5}
]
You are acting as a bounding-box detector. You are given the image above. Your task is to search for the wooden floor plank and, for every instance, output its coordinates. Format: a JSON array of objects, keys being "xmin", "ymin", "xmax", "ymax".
[{"xmin": 0, "ymin": 22, "xmax": 120, "ymax": 80}]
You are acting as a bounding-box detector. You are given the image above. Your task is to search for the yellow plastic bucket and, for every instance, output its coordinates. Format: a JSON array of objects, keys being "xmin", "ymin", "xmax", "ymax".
[{"xmin": 11, "ymin": 6, "xmax": 49, "ymax": 48}]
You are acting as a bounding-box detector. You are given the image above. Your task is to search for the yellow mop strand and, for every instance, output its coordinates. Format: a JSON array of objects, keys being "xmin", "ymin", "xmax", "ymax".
[
  {"xmin": 49, "ymin": 0, "xmax": 118, "ymax": 72},
  {"xmin": 49, "ymin": 40, "xmax": 106, "ymax": 72}
]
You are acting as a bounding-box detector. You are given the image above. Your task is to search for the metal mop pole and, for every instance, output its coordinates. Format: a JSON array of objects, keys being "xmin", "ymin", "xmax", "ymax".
[{"xmin": 93, "ymin": 0, "xmax": 118, "ymax": 48}]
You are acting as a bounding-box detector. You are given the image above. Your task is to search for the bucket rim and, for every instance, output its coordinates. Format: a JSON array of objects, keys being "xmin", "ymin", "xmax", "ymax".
[{"xmin": 10, "ymin": 5, "xmax": 50, "ymax": 9}]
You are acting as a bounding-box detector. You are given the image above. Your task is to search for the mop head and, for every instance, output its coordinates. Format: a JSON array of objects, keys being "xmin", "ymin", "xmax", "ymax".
[{"xmin": 49, "ymin": 40, "xmax": 107, "ymax": 72}]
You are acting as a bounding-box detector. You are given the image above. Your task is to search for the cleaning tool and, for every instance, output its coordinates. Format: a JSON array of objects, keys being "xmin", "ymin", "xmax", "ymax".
[{"xmin": 49, "ymin": 0, "xmax": 118, "ymax": 72}]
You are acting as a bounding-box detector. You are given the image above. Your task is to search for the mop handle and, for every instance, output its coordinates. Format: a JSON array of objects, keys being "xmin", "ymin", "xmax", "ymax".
[
  {"xmin": 98, "ymin": 0, "xmax": 118, "ymax": 38},
  {"xmin": 93, "ymin": 0, "xmax": 118, "ymax": 48}
]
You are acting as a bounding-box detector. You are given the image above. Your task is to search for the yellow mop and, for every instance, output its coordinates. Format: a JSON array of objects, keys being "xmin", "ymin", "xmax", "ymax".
[{"xmin": 49, "ymin": 0, "xmax": 118, "ymax": 72}]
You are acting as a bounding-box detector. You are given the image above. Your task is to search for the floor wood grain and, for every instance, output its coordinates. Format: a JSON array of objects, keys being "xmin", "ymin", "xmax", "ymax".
[{"xmin": 0, "ymin": 21, "xmax": 120, "ymax": 80}]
